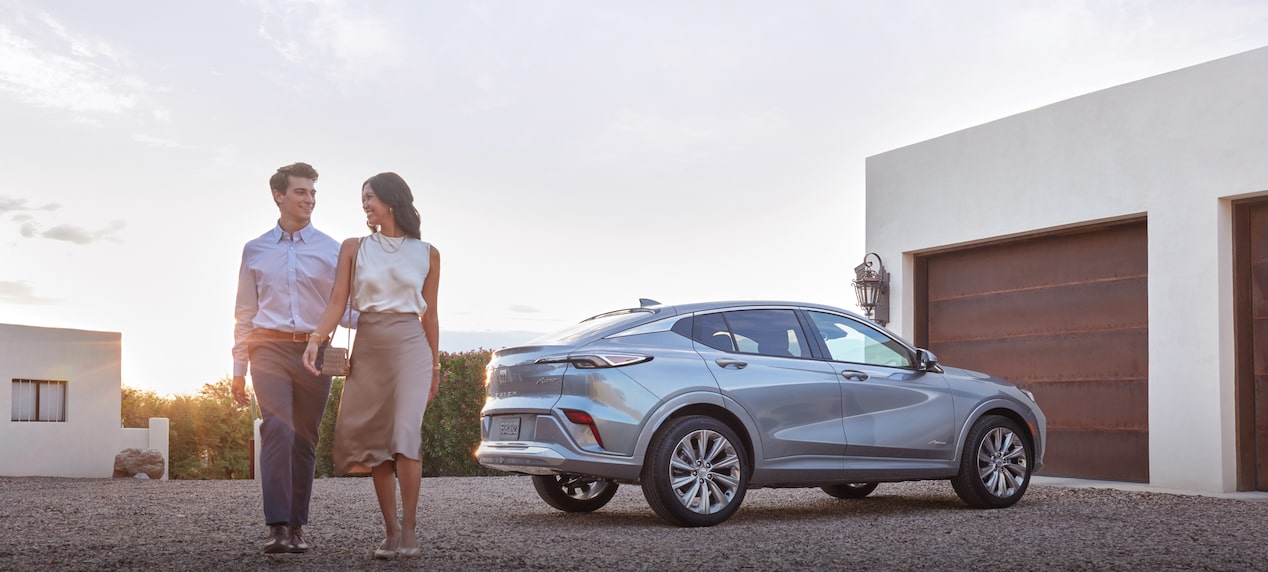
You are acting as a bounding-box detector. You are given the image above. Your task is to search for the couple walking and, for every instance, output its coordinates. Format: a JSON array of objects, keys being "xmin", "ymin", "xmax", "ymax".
[{"xmin": 230, "ymin": 162, "xmax": 441, "ymax": 559}]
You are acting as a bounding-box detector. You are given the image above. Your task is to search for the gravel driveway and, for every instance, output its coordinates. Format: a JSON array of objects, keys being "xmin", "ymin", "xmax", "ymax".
[{"xmin": 2, "ymin": 475, "xmax": 1267, "ymax": 571}]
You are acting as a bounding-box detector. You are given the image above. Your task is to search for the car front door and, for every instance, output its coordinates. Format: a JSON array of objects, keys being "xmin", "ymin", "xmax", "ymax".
[
  {"xmin": 691, "ymin": 309, "xmax": 846, "ymax": 468},
  {"xmin": 804, "ymin": 310, "xmax": 956, "ymax": 462}
]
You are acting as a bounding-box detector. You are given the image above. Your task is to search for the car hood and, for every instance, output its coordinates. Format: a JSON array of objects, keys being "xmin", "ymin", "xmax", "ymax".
[{"xmin": 940, "ymin": 365, "xmax": 1017, "ymax": 389}]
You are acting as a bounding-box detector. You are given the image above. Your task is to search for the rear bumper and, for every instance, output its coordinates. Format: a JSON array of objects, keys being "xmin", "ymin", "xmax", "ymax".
[{"xmin": 476, "ymin": 414, "xmax": 642, "ymax": 482}]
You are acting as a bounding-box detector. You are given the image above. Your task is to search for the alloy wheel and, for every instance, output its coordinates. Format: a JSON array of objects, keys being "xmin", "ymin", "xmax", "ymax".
[
  {"xmin": 976, "ymin": 426, "xmax": 1028, "ymax": 498},
  {"xmin": 668, "ymin": 429, "xmax": 742, "ymax": 514}
]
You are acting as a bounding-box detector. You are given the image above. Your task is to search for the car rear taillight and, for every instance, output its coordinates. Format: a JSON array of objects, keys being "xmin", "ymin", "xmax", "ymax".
[
  {"xmin": 535, "ymin": 354, "xmax": 652, "ymax": 369},
  {"xmin": 563, "ymin": 409, "xmax": 604, "ymax": 448}
]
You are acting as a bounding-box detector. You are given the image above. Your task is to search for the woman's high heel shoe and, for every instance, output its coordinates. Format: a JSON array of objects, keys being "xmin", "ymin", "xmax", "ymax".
[
  {"xmin": 397, "ymin": 532, "xmax": 421, "ymax": 558},
  {"xmin": 373, "ymin": 535, "xmax": 398, "ymax": 560}
]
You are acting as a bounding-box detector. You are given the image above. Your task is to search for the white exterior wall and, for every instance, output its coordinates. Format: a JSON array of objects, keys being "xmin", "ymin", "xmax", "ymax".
[
  {"xmin": 0, "ymin": 323, "xmax": 167, "ymax": 478},
  {"xmin": 865, "ymin": 46, "xmax": 1268, "ymax": 492}
]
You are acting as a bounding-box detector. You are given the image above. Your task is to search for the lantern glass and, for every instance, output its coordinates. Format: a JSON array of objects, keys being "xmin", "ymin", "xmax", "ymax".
[{"xmin": 852, "ymin": 271, "xmax": 882, "ymax": 317}]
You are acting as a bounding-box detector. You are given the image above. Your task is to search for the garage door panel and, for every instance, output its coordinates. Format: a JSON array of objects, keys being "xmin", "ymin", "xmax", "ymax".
[
  {"xmin": 1043, "ymin": 428, "xmax": 1148, "ymax": 482},
  {"xmin": 1241, "ymin": 201, "xmax": 1268, "ymax": 489},
  {"xmin": 922, "ymin": 220, "xmax": 1147, "ymax": 482},
  {"xmin": 1025, "ymin": 380, "xmax": 1148, "ymax": 429},
  {"xmin": 1253, "ymin": 317, "xmax": 1268, "ymax": 366},
  {"xmin": 928, "ymin": 277, "xmax": 1147, "ymax": 342},
  {"xmin": 932, "ymin": 329, "xmax": 1148, "ymax": 385},
  {"xmin": 927, "ymin": 224, "xmax": 1147, "ymax": 300}
]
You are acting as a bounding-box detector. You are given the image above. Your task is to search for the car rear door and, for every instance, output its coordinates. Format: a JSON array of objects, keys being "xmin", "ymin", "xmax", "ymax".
[
  {"xmin": 803, "ymin": 310, "xmax": 956, "ymax": 462},
  {"xmin": 691, "ymin": 309, "xmax": 846, "ymax": 465}
]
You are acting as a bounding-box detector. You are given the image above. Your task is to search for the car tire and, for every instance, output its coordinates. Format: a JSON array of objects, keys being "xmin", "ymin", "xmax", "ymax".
[
  {"xmin": 532, "ymin": 474, "xmax": 619, "ymax": 513},
  {"xmin": 951, "ymin": 415, "xmax": 1033, "ymax": 509},
  {"xmin": 821, "ymin": 482, "xmax": 879, "ymax": 499},
  {"xmin": 641, "ymin": 415, "xmax": 748, "ymax": 527}
]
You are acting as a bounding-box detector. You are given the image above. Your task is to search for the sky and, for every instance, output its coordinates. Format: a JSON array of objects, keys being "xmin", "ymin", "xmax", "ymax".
[{"xmin": 3, "ymin": 0, "xmax": 1268, "ymax": 397}]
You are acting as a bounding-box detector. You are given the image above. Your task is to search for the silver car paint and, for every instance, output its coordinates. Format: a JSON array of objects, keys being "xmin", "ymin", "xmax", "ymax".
[{"xmin": 476, "ymin": 301, "xmax": 1046, "ymax": 487}]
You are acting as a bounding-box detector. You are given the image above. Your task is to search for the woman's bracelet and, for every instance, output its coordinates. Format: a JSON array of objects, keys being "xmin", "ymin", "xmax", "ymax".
[{"xmin": 308, "ymin": 333, "xmax": 325, "ymax": 343}]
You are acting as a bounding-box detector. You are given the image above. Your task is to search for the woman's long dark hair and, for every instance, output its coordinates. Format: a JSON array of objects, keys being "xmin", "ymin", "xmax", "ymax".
[{"xmin": 364, "ymin": 172, "xmax": 422, "ymax": 240}]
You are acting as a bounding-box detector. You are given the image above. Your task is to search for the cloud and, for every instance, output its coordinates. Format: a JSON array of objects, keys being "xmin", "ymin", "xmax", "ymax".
[
  {"xmin": 255, "ymin": 0, "xmax": 405, "ymax": 81},
  {"xmin": 0, "ymin": 6, "xmax": 159, "ymax": 115},
  {"xmin": 0, "ymin": 281, "xmax": 53, "ymax": 305},
  {"xmin": 16, "ymin": 219, "xmax": 125, "ymax": 245},
  {"xmin": 507, "ymin": 304, "xmax": 540, "ymax": 314},
  {"xmin": 0, "ymin": 196, "xmax": 59, "ymax": 214}
]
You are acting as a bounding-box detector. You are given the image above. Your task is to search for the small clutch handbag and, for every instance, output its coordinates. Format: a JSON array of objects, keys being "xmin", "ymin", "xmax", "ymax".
[
  {"xmin": 319, "ymin": 236, "xmax": 361, "ymax": 378},
  {"xmin": 320, "ymin": 345, "xmax": 350, "ymax": 377}
]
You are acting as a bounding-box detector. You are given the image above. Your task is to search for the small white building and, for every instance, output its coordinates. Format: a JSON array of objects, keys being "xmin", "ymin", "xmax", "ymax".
[
  {"xmin": 1, "ymin": 323, "xmax": 168, "ymax": 478},
  {"xmin": 865, "ymin": 46, "xmax": 1268, "ymax": 492}
]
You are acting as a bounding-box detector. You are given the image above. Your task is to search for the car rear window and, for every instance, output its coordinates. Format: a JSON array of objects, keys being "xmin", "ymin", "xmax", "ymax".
[{"xmin": 532, "ymin": 309, "xmax": 655, "ymax": 345}]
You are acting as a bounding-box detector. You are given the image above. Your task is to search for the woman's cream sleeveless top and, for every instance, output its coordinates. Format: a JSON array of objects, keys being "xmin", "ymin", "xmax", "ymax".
[{"xmin": 352, "ymin": 233, "xmax": 431, "ymax": 315}]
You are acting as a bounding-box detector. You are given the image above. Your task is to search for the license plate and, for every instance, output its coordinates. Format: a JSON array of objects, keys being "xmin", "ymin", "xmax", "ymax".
[{"xmin": 496, "ymin": 417, "xmax": 521, "ymax": 440}]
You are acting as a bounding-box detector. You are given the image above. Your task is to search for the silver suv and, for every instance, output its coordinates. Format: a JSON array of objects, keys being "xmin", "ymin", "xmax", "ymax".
[{"xmin": 476, "ymin": 300, "xmax": 1046, "ymax": 527}]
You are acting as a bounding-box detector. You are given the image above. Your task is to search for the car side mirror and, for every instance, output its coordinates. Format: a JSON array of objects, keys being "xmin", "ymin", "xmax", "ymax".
[{"xmin": 916, "ymin": 349, "xmax": 939, "ymax": 372}]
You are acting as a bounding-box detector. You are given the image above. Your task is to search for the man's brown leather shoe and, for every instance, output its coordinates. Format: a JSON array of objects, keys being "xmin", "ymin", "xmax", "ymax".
[
  {"xmin": 289, "ymin": 526, "xmax": 309, "ymax": 553},
  {"xmin": 263, "ymin": 524, "xmax": 291, "ymax": 554}
]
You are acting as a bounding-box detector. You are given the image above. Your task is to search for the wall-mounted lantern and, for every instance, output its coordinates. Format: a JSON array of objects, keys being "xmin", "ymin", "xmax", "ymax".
[{"xmin": 852, "ymin": 252, "xmax": 890, "ymax": 325}]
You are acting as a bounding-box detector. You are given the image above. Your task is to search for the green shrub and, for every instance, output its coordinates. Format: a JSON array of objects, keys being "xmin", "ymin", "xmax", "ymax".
[
  {"xmin": 421, "ymin": 349, "xmax": 502, "ymax": 477},
  {"xmin": 314, "ymin": 376, "xmax": 343, "ymax": 478}
]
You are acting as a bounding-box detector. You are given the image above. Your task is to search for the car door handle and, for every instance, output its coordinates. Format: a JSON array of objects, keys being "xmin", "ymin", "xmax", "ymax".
[
  {"xmin": 841, "ymin": 370, "xmax": 869, "ymax": 381},
  {"xmin": 715, "ymin": 359, "xmax": 748, "ymax": 369}
]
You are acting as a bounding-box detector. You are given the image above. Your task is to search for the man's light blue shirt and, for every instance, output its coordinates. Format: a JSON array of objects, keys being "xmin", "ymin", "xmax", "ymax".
[{"xmin": 233, "ymin": 222, "xmax": 350, "ymax": 377}]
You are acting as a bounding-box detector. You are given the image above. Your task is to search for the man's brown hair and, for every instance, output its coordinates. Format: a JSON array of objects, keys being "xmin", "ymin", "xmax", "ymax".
[{"xmin": 269, "ymin": 162, "xmax": 319, "ymax": 193}]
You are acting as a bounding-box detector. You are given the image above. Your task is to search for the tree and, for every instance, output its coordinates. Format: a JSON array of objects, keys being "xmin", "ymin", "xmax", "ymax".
[
  {"xmin": 193, "ymin": 377, "xmax": 254, "ymax": 479},
  {"xmin": 166, "ymin": 394, "xmax": 202, "ymax": 479},
  {"xmin": 121, "ymin": 386, "xmax": 167, "ymax": 428}
]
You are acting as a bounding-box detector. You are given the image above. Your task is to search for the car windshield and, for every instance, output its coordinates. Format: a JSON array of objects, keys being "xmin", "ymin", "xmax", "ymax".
[{"xmin": 530, "ymin": 309, "xmax": 655, "ymax": 346}]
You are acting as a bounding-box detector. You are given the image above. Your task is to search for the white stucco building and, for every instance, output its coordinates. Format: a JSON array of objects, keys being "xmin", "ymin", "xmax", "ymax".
[
  {"xmin": 1, "ymin": 323, "xmax": 168, "ymax": 478},
  {"xmin": 865, "ymin": 46, "xmax": 1268, "ymax": 492}
]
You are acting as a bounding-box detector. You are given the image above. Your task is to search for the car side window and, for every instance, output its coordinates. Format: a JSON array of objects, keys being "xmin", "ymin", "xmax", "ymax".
[
  {"xmin": 807, "ymin": 311, "xmax": 913, "ymax": 368},
  {"xmin": 720, "ymin": 309, "xmax": 809, "ymax": 359},
  {"xmin": 691, "ymin": 313, "xmax": 734, "ymax": 351}
]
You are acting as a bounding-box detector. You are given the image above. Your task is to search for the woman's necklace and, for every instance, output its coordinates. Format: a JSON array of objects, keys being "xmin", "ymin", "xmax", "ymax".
[{"xmin": 375, "ymin": 232, "xmax": 405, "ymax": 254}]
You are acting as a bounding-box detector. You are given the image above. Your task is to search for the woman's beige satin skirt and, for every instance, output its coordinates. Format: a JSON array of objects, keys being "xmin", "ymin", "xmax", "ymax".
[{"xmin": 333, "ymin": 312, "xmax": 432, "ymax": 474}]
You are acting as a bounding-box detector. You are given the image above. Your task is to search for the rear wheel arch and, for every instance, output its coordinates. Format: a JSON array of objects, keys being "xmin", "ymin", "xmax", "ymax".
[{"xmin": 661, "ymin": 403, "xmax": 754, "ymax": 477}]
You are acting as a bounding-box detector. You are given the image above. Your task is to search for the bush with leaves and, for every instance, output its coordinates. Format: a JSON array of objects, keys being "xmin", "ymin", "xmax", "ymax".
[
  {"xmin": 121, "ymin": 377, "xmax": 253, "ymax": 479},
  {"xmin": 315, "ymin": 376, "xmax": 343, "ymax": 478},
  {"xmin": 421, "ymin": 349, "xmax": 502, "ymax": 477}
]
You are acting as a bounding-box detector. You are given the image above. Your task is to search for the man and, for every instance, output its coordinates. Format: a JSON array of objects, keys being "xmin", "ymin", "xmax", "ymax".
[{"xmin": 232, "ymin": 162, "xmax": 347, "ymax": 554}]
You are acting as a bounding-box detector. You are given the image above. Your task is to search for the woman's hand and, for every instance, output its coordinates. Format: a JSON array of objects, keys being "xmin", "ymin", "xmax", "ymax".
[
  {"xmin": 429, "ymin": 367, "xmax": 441, "ymax": 401},
  {"xmin": 303, "ymin": 341, "xmax": 321, "ymax": 375}
]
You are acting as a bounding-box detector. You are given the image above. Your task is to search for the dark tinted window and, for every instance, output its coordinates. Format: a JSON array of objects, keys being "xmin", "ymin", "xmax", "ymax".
[
  {"xmin": 692, "ymin": 313, "xmax": 734, "ymax": 351},
  {"xmin": 671, "ymin": 316, "xmax": 694, "ymax": 339},
  {"xmin": 720, "ymin": 309, "xmax": 808, "ymax": 358}
]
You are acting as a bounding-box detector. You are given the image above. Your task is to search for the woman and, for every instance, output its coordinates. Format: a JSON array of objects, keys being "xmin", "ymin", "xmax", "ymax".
[{"xmin": 303, "ymin": 172, "xmax": 441, "ymax": 559}]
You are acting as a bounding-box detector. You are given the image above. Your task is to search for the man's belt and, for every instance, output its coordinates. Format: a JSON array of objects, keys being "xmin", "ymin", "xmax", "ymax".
[{"xmin": 251, "ymin": 328, "xmax": 327, "ymax": 343}]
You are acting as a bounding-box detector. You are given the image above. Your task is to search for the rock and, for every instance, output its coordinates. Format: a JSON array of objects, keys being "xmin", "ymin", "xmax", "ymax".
[{"xmin": 113, "ymin": 448, "xmax": 165, "ymax": 480}]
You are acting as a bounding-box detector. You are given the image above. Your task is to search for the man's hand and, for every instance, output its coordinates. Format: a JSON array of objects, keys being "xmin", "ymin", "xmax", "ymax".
[{"xmin": 231, "ymin": 376, "xmax": 250, "ymax": 406}]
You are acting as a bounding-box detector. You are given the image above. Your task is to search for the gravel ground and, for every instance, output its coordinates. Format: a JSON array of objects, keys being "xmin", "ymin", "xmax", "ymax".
[{"xmin": 2, "ymin": 475, "xmax": 1267, "ymax": 571}]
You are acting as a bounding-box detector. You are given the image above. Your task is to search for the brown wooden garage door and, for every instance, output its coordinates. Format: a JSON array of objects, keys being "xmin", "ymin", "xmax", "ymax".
[
  {"xmin": 1234, "ymin": 199, "xmax": 1268, "ymax": 491},
  {"xmin": 915, "ymin": 220, "xmax": 1149, "ymax": 482}
]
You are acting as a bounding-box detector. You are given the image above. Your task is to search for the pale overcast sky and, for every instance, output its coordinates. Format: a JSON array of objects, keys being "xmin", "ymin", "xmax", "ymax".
[{"xmin": 3, "ymin": 0, "xmax": 1268, "ymax": 396}]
